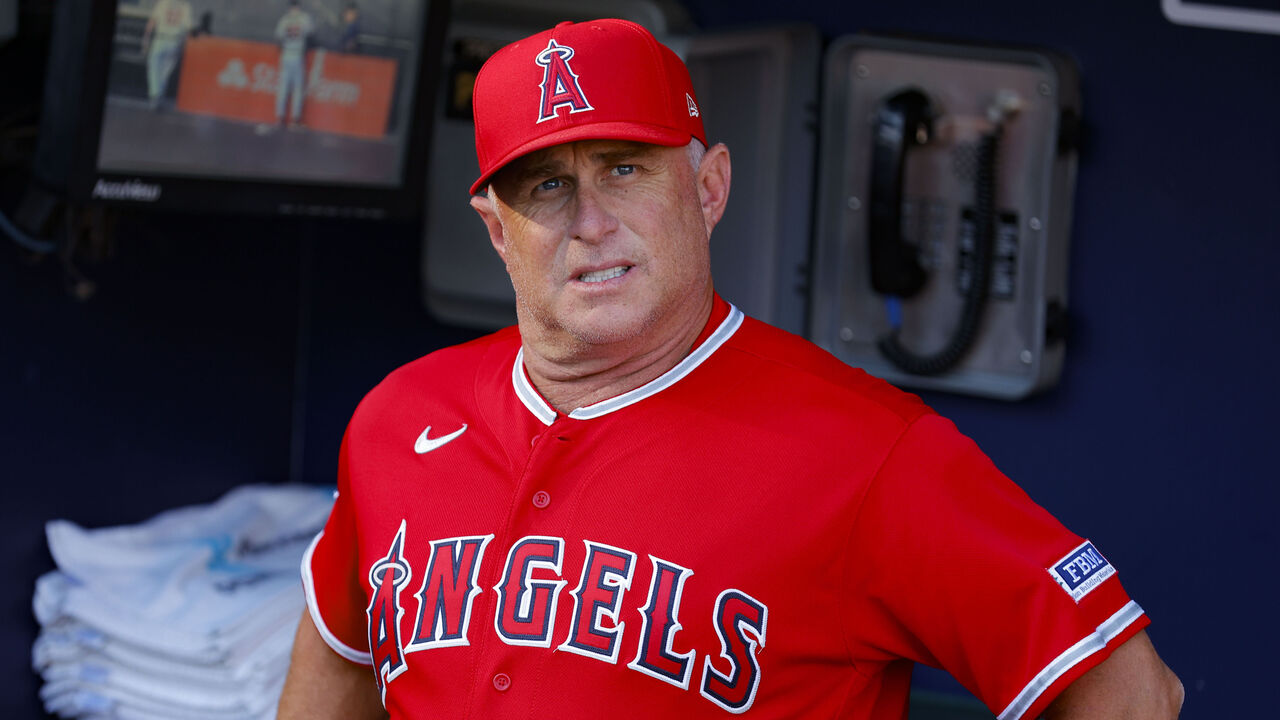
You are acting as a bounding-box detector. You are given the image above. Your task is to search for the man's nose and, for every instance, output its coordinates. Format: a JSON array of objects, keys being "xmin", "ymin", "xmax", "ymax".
[{"xmin": 568, "ymin": 185, "xmax": 619, "ymax": 243}]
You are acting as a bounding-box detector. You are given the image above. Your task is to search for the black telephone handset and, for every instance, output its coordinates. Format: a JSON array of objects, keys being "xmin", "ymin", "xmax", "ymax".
[
  {"xmin": 869, "ymin": 88, "xmax": 1009, "ymax": 376},
  {"xmin": 868, "ymin": 88, "xmax": 933, "ymax": 298}
]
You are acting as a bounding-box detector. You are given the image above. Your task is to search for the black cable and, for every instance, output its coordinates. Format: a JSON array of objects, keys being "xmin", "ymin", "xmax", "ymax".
[
  {"xmin": 877, "ymin": 126, "xmax": 1002, "ymax": 376},
  {"xmin": 0, "ymin": 205, "xmax": 57, "ymax": 254}
]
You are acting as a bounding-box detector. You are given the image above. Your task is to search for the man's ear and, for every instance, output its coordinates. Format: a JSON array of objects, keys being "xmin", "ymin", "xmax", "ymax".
[
  {"xmin": 469, "ymin": 193, "xmax": 508, "ymax": 263},
  {"xmin": 696, "ymin": 143, "xmax": 732, "ymax": 237}
]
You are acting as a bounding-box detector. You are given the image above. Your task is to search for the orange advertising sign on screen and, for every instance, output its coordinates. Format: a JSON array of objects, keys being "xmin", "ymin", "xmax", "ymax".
[{"xmin": 176, "ymin": 36, "xmax": 398, "ymax": 139}]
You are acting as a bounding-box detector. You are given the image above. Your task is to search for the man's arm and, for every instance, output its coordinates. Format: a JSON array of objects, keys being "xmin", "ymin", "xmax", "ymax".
[
  {"xmin": 1043, "ymin": 630, "xmax": 1183, "ymax": 719},
  {"xmin": 277, "ymin": 610, "xmax": 386, "ymax": 720}
]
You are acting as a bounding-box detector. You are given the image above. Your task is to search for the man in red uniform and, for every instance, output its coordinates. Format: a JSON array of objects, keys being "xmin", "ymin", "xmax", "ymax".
[{"xmin": 277, "ymin": 18, "xmax": 1182, "ymax": 719}]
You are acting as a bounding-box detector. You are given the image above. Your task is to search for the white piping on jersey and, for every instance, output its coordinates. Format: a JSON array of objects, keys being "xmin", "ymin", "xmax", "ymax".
[
  {"xmin": 512, "ymin": 304, "xmax": 745, "ymax": 426},
  {"xmin": 512, "ymin": 351, "xmax": 558, "ymax": 425},
  {"xmin": 997, "ymin": 600, "xmax": 1145, "ymax": 720},
  {"xmin": 301, "ymin": 530, "xmax": 375, "ymax": 665}
]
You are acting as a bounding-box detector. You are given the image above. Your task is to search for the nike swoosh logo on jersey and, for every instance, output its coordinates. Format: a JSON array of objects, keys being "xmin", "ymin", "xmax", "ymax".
[{"xmin": 414, "ymin": 424, "xmax": 468, "ymax": 454}]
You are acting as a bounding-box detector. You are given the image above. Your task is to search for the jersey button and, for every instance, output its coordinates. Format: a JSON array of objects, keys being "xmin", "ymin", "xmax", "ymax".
[
  {"xmin": 493, "ymin": 672, "xmax": 512, "ymax": 692},
  {"xmin": 532, "ymin": 491, "xmax": 551, "ymax": 509}
]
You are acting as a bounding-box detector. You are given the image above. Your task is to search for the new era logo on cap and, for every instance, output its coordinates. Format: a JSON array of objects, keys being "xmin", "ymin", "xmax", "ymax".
[{"xmin": 470, "ymin": 18, "xmax": 707, "ymax": 195}]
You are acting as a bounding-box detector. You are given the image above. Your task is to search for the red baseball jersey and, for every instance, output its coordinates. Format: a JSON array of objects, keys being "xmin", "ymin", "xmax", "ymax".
[{"xmin": 302, "ymin": 296, "xmax": 1147, "ymax": 719}]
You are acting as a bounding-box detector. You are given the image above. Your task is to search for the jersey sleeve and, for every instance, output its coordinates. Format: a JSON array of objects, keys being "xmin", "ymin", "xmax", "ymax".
[
  {"xmin": 844, "ymin": 413, "xmax": 1148, "ymax": 720},
  {"xmin": 301, "ymin": 430, "xmax": 374, "ymax": 665}
]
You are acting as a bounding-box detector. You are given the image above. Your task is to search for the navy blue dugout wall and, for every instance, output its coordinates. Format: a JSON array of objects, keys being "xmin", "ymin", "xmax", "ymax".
[{"xmin": 2, "ymin": 1, "xmax": 1276, "ymax": 717}]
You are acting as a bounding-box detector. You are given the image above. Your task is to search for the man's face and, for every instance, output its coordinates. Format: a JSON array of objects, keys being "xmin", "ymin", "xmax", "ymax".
[{"xmin": 473, "ymin": 139, "xmax": 718, "ymax": 357}]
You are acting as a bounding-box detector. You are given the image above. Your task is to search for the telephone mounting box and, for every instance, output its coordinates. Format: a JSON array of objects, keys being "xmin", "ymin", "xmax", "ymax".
[{"xmin": 809, "ymin": 34, "xmax": 1080, "ymax": 400}]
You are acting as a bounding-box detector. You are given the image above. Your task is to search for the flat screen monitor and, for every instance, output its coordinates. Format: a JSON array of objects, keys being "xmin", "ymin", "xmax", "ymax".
[{"xmin": 34, "ymin": 0, "xmax": 448, "ymax": 220}]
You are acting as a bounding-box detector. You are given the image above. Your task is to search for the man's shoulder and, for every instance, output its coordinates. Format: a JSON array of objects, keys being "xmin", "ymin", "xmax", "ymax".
[{"xmin": 725, "ymin": 315, "xmax": 932, "ymax": 426}]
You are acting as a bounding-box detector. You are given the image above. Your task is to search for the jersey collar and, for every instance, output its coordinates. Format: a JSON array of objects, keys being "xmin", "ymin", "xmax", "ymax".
[{"xmin": 512, "ymin": 299, "xmax": 744, "ymax": 426}]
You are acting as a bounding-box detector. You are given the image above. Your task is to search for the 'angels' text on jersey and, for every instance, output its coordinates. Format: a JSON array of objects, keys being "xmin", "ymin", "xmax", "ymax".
[{"xmin": 366, "ymin": 521, "xmax": 768, "ymax": 713}]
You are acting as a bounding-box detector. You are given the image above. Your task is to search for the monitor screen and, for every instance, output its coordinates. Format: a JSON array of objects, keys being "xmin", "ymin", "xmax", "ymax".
[{"xmin": 37, "ymin": 0, "xmax": 448, "ymax": 219}]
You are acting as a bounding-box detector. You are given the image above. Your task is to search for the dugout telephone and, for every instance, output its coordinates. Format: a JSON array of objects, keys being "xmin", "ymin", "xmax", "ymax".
[{"xmin": 809, "ymin": 34, "xmax": 1080, "ymax": 399}]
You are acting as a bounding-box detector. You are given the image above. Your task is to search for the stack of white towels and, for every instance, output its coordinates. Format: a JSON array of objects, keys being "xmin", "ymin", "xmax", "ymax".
[{"xmin": 32, "ymin": 484, "xmax": 335, "ymax": 720}]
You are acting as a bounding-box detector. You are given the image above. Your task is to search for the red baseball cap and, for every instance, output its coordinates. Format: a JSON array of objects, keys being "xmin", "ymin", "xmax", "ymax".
[{"xmin": 469, "ymin": 18, "xmax": 707, "ymax": 196}]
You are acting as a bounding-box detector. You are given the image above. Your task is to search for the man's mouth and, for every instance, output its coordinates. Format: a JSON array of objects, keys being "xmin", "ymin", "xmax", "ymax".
[{"xmin": 577, "ymin": 266, "xmax": 632, "ymax": 283}]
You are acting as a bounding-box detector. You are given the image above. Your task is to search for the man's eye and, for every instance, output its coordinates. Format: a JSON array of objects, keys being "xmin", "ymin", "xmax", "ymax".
[
  {"xmin": 612, "ymin": 164, "xmax": 636, "ymax": 176},
  {"xmin": 536, "ymin": 178, "xmax": 563, "ymax": 192}
]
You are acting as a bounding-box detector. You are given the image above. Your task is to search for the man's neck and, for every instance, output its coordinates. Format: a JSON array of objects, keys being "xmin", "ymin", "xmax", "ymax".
[{"xmin": 520, "ymin": 297, "xmax": 716, "ymax": 415}]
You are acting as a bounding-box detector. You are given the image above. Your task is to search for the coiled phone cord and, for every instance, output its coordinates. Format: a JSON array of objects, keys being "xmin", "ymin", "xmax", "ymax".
[{"xmin": 877, "ymin": 125, "xmax": 1002, "ymax": 376}]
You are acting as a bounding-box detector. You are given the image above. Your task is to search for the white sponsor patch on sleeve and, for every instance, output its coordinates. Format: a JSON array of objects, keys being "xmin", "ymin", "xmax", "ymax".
[{"xmin": 1047, "ymin": 540, "xmax": 1116, "ymax": 603}]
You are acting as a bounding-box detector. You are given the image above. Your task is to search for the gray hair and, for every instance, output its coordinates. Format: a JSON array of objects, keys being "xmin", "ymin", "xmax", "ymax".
[{"xmin": 687, "ymin": 138, "xmax": 706, "ymax": 171}]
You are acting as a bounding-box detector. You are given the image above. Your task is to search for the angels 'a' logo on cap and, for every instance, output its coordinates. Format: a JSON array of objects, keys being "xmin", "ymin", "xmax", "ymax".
[
  {"xmin": 535, "ymin": 39, "xmax": 594, "ymax": 124},
  {"xmin": 686, "ymin": 93, "xmax": 699, "ymax": 118}
]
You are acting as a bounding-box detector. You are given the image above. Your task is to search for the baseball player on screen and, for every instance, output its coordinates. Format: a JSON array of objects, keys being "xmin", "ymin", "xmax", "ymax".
[
  {"xmin": 276, "ymin": 18, "xmax": 1183, "ymax": 720},
  {"xmin": 140, "ymin": 0, "xmax": 194, "ymax": 111},
  {"xmin": 274, "ymin": 0, "xmax": 315, "ymax": 128}
]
